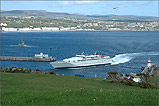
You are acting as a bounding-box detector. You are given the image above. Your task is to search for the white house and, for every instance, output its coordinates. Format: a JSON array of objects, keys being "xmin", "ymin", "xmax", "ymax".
[
  {"xmin": 41, "ymin": 27, "xmax": 59, "ymax": 31},
  {"xmin": 35, "ymin": 53, "xmax": 49, "ymax": 58},
  {"xmin": 2, "ymin": 27, "xmax": 17, "ymax": 32},
  {"xmin": 0, "ymin": 23, "xmax": 7, "ymax": 26}
]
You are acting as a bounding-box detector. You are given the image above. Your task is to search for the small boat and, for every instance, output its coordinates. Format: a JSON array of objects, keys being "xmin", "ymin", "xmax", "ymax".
[
  {"xmin": 50, "ymin": 52, "xmax": 112, "ymax": 69},
  {"xmin": 18, "ymin": 40, "xmax": 25, "ymax": 46}
]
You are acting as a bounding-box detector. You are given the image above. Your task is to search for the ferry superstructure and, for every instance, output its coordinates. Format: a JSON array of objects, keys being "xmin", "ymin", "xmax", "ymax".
[{"xmin": 50, "ymin": 52, "xmax": 112, "ymax": 69}]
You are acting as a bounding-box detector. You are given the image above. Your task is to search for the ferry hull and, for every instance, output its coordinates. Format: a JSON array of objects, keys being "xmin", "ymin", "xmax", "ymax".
[
  {"xmin": 50, "ymin": 59, "xmax": 112, "ymax": 69},
  {"xmin": 51, "ymin": 63, "xmax": 111, "ymax": 69},
  {"xmin": 50, "ymin": 62, "xmax": 76, "ymax": 69}
]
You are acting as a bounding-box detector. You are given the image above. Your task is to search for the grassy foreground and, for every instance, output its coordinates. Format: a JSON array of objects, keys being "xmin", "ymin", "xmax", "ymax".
[{"xmin": 1, "ymin": 72, "xmax": 159, "ymax": 105}]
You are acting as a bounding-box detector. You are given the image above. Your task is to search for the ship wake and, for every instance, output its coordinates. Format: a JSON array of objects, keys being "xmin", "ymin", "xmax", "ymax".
[
  {"xmin": 111, "ymin": 52, "xmax": 159, "ymax": 65},
  {"xmin": 10, "ymin": 45, "xmax": 37, "ymax": 47}
]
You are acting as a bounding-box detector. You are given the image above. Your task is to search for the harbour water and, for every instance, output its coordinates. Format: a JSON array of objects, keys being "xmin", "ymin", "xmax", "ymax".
[{"xmin": 1, "ymin": 31, "xmax": 159, "ymax": 78}]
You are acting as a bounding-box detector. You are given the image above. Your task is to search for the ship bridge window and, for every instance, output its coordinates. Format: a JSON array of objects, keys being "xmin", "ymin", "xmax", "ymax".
[{"xmin": 68, "ymin": 60, "xmax": 70, "ymax": 62}]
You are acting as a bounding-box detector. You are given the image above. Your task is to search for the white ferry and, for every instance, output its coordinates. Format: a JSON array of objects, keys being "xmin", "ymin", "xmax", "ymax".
[{"xmin": 50, "ymin": 52, "xmax": 112, "ymax": 69}]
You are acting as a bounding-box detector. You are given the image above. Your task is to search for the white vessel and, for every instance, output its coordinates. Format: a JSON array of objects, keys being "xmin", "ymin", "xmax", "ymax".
[
  {"xmin": 50, "ymin": 52, "xmax": 112, "ymax": 69},
  {"xmin": 35, "ymin": 53, "xmax": 49, "ymax": 58}
]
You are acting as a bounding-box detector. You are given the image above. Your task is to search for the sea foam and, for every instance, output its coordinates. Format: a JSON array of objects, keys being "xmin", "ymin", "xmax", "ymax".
[
  {"xmin": 111, "ymin": 52, "xmax": 159, "ymax": 65},
  {"xmin": 10, "ymin": 45, "xmax": 38, "ymax": 47}
]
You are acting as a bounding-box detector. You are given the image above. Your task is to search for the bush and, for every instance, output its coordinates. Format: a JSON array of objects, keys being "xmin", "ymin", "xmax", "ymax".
[
  {"xmin": 138, "ymin": 81, "xmax": 156, "ymax": 88},
  {"xmin": 107, "ymin": 71, "xmax": 119, "ymax": 80},
  {"xmin": 108, "ymin": 79, "xmax": 118, "ymax": 83},
  {"xmin": 120, "ymin": 77, "xmax": 135, "ymax": 86},
  {"xmin": 49, "ymin": 71, "xmax": 55, "ymax": 74},
  {"xmin": 127, "ymin": 78, "xmax": 134, "ymax": 86},
  {"xmin": 108, "ymin": 71, "xmax": 119, "ymax": 75},
  {"xmin": 55, "ymin": 73, "xmax": 59, "ymax": 75},
  {"xmin": 36, "ymin": 69, "xmax": 41, "ymax": 72},
  {"xmin": 137, "ymin": 73, "xmax": 150, "ymax": 82},
  {"xmin": 0, "ymin": 67, "xmax": 5, "ymax": 72},
  {"xmin": 28, "ymin": 69, "xmax": 32, "ymax": 72},
  {"xmin": 120, "ymin": 73, "xmax": 123, "ymax": 77}
]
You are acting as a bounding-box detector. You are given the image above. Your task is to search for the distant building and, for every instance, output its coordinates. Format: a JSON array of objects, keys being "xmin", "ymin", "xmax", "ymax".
[
  {"xmin": 108, "ymin": 28, "xmax": 121, "ymax": 31},
  {"xmin": 31, "ymin": 28, "xmax": 42, "ymax": 31},
  {"xmin": 2, "ymin": 27, "xmax": 17, "ymax": 32},
  {"xmin": 18, "ymin": 28, "xmax": 31, "ymax": 31},
  {"xmin": 35, "ymin": 53, "xmax": 49, "ymax": 58},
  {"xmin": 60, "ymin": 27, "xmax": 71, "ymax": 31},
  {"xmin": 0, "ymin": 23, "xmax": 7, "ymax": 26},
  {"xmin": 42, "ymin": 27, "xmax": 59, "ymax": 31}
]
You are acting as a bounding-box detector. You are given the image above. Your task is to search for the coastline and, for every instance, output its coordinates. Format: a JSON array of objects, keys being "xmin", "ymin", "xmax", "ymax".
[{"xmin": 1, "ymin": 30, "xmax": 159, "ymax": 33}]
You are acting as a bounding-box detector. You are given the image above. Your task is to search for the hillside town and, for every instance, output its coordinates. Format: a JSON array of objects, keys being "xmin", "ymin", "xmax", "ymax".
[{"xmin": 0, "ymin": 16, "xmax": 159, "ymax": 32}]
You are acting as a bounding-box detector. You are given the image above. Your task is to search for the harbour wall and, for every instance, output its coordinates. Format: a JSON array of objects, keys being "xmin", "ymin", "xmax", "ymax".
[{"xmin": 0, "ymin": 56, "xmax": 56, "ymax": 62}]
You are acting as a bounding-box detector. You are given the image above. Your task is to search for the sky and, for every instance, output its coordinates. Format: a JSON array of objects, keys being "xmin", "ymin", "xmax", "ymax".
[{"xmin": 1, "ymin": 1, "xmax": 159, "ymax": 17}]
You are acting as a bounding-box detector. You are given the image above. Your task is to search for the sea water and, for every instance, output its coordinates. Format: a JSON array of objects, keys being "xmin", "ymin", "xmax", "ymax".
[{"xmin": 1, "ymin": 31, "xmax": 159, "ymax": 78}]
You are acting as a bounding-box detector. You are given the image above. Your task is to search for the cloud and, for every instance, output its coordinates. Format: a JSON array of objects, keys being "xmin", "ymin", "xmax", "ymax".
[
  {"xmin": 115, "ymin": 3, "xmax": 127, "ymax": 8},
  {"xmin": 128, "ymin": 1, "xmax": 155, "ymax": 7},
  {"xmin": 104, "ymin": 1, "xmax": 155, "ymax": 9},
  {"xmin": 100, "ymin": 2, "xmax": 128, "ymax": 9},
  {"xmin": 58, "ymin": 1, "xmax": 98, "ymax": 7}
]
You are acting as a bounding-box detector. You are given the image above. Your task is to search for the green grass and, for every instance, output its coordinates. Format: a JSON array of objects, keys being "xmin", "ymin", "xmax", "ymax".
[
  {"xmin": 1, "ymin": 72, "xmax": 159, "ymax": 105},
  {"xmin": 149, "ymin": 76, "xmax": 159, "ymax": 88}
]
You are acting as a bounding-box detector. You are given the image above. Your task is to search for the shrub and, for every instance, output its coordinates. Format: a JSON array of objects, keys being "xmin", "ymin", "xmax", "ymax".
[
  {"xmin": 107, "ymin": 71, "xmax": 119, "ymax": 80},
  {"xmin": 108, "ymin": 71, "xmax": 119, "ymax": 75},
  {"xmin": 127, "ymin": 78, "xmax": 134, "ymax": 86},
  {"xmin": 55, "ymin": 73, "xmax": 59, "ymax": 75},
  {"xmin": 137, "ymin": 73, "xmax": 150, "ymax": 83},
  {"xmin": 49, "ymin": 71, "xmax": 55, "ymax": 74},
  {"xmin": 0, "ymin": 67, "xmax": 5, "ymax": 72},
  {"xmin": 138, "ymin": 81, "xmax": 156, "ymax": 88},
  {"xmin": 108, "ymin": 79, "xmax": 118, "ymax": 83},
  {"xmin": 120, "ymin": 73, "xmax": 123, "ymax": 77},
  {"xmin": 36, "ymin": 69, "xmax": 41, "ymax": 72},
  {"xmin": 28, "ymin": 69, "xmax": 32, "ymax": 72},
  {"xmin": 120, "ymin": 77, "xmax": 135, "ymax": 86}
]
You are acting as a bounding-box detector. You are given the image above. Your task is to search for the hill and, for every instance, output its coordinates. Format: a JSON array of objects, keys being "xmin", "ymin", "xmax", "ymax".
[
  {"xmin": 1, "ymin": 10, "xmax": 158, "ymax": 22},
  {"xmin": 1, "ymin": 10, "xmax": 72, "ymax": 18},
  {"xmin": 1, "ymin": 72, "xmax": 158, "ymax": 105}
]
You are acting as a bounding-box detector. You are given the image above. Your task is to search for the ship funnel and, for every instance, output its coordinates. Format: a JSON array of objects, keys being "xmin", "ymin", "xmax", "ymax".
[
  {"xmin": 94, "ymin": 51, "xmax": 98, "ymax": 55},
  {"xmin": 81, "ymin": 52, "xmax": 84, "ymax": 55}
]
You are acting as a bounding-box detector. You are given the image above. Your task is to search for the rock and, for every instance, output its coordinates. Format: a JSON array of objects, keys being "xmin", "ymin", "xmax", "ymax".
[
  {"xmin": 0, "ymin": 67, "xmax": 5, "ymax": 72},
  {"xmin": 11, "ymin": 68, "xmax": 17, "ymax": 73},
  {"xmin": 155, "ymin": 70, "xmax": 159, "ymax": 76},
  {"xmin": 17, "ymin": 68, "xmax": 22, "ymax": 72},
  {"xmin": 55, "ymin": 73, "xmax": 59, "ymax": 75},
  {"xmin": 28, "ymin": 69, "xmax": 32, "ymax": 72},
  {"xmin": 22, "ymin": 68, "xmax": 26, "ymax": 71},
  {"xmin": 5, "ymin": 68, "xmax": 9, "ymax": 72}
]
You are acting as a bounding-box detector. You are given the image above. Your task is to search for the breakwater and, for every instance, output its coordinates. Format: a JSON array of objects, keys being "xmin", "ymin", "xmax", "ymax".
[{"xmin": 0, "ymin": 56, "xmax": 56, "ymax": 62}]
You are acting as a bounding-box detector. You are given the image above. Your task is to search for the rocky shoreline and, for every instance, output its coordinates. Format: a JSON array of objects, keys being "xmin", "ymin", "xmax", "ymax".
[{"xmin": 0, "ymin": 67, "xmax": 58, "ymax": 75}]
